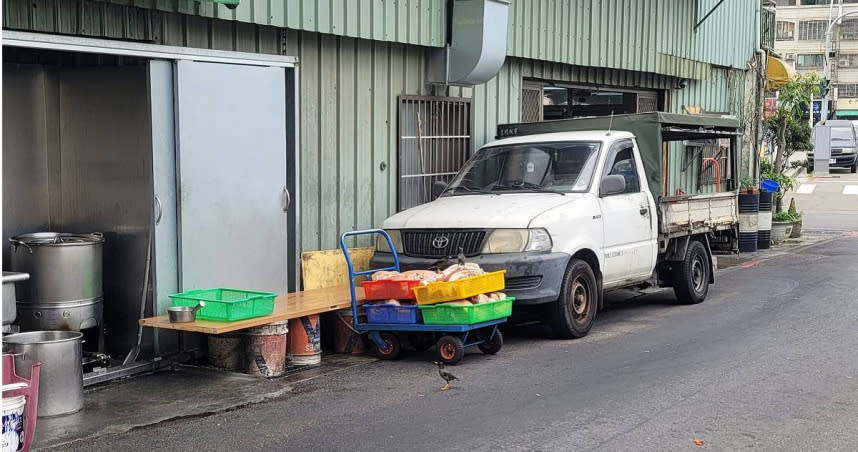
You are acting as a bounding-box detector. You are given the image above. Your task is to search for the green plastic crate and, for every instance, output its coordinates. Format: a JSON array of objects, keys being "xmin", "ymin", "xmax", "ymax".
[
  {"xmin": 169, "ymin": 288, "xmax": 277, "ymax": 322},
  {"xmin": 419, "ymin": 297, "xmax": 514, "ymax": 325}
]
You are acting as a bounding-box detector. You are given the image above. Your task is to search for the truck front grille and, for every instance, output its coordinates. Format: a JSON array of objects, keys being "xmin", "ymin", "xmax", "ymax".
[{"xmin": 401, "ymin": 230, "xmax": 486, "ymax": 258}]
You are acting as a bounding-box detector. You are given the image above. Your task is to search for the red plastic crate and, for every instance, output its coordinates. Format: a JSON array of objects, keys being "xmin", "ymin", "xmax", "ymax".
[{"xmin": 360, "ymin": 279, "xmax": 419, "ymax": 300}]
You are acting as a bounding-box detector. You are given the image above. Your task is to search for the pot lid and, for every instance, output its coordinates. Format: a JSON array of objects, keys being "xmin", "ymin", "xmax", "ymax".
[{"xmin": 9, "ymin": 232, "xmax": 104, "ymax": 246}]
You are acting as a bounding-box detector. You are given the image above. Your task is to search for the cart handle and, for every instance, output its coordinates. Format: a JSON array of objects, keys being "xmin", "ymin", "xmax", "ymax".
[{"xmin": 339, "ymin": 229, "xmax": 402, "ymax": 327}]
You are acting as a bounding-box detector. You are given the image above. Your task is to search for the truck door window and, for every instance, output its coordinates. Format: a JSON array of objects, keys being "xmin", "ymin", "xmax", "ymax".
[{"xmin": 605, "ymin": 145, "xmax": 640, "ymax": 194}]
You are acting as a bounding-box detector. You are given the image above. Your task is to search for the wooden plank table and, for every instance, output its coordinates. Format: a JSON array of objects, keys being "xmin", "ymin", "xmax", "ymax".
[{"xmin": 140, "ymin": 285, "xmax": 364, "ymax": 335}]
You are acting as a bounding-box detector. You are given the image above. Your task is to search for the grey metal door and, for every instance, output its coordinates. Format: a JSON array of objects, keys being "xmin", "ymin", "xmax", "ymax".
[{"xmin": 175, "ymin": 61, "xmax": 289, "ymax": 293}]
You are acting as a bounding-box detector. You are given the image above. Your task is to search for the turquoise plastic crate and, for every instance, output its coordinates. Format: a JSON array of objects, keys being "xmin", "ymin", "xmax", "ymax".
[{"xmin": 169, "ymin": 288, "xmax": 277, "ymax": 322}]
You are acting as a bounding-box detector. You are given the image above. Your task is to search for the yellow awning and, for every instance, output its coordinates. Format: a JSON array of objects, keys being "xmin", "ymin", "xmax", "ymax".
[{"xmin": 766, "ymin": 55, "xmax": 797, "ymax": 91}]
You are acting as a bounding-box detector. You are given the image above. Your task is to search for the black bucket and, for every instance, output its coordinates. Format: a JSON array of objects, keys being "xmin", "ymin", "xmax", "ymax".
[
  {"xmin": 738, "ymin": 192, "xmax": 760, "ymax": 253},
  {"xmin": 757, "ymin": 191, "xmax": 773, "ymax": 250}
]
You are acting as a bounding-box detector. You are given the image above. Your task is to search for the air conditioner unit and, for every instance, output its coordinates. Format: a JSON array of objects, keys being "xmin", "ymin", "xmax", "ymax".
[
  {"xmin": 839, "ymin": 57, "xmax": 850, "ymax": 67},
  {"xmin": 785, "ymin": 53, "xmax": 795, "ymax": 60}
]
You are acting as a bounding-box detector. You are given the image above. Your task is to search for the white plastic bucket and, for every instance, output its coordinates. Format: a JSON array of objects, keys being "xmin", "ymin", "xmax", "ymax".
[{"xmin": 2, "ymin": 395, "xmax": 26, "ymax": 452}]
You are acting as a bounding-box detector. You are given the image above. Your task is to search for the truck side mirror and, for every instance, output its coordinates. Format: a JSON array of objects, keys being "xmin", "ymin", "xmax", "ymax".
[
  {"xmin": 600, "ymin": 175, "xmax": 626, "ymax": 196},
  {"xmin": 432, "ymin": 180, "xmax": 447, "ymax": 199}
]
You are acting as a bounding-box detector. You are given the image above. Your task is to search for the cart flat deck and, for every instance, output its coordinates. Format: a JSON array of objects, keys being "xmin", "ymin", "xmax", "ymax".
[
  {"xmin": 354, "ymin": 318, "xmax": 506, "ymax": 333},
  {"xmin": 140, "ymin": 285, "xmax": 365, "ymax": 335}
]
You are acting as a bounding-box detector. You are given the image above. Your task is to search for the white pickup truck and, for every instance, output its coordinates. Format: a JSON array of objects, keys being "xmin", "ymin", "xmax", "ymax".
[{"xmin": 372, "ymin": 113, "xmax": 740, "ymax": 338}]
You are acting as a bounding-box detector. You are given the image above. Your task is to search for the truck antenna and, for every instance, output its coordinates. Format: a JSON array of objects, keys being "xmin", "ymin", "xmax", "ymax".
[{"xmin": 606, "ymin": 111, "xmax": 614, "ymax": 136}]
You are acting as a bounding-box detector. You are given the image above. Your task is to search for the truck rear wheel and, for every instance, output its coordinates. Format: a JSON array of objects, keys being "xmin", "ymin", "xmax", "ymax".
[
  {"xmin": 672, "ymin": 240, "xmax": 710, "ymax": 304},
  {"xmin": 547, "ymin": 258, "xmax": 598, "ymax": 339}
]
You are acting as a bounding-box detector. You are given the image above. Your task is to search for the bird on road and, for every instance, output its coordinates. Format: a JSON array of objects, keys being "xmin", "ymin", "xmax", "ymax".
[{"xmin": 434, "ymin": 361, "xmax": 458, "ymax": 390}]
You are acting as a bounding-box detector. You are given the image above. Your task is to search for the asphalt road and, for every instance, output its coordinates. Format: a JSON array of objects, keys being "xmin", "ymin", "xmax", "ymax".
[{"xmin": 55, "ymin": 234, "xmax": 858, "ymax": 452}]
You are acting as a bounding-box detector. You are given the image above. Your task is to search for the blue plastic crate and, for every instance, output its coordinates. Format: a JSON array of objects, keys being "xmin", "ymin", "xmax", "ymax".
[{"xmin": 365, "ymin": 304, "xmax": 420, "ymax": 324}]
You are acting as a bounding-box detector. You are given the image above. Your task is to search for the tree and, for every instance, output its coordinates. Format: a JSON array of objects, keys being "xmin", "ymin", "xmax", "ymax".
[{"xmin": 763, "ymin": 73, "xmax": 822, "ymax": 174}]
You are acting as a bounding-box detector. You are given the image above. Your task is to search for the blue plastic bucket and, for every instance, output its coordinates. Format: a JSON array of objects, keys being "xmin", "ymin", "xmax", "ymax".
[{"xmin": 761, "ymin": 179, "xmax": 780, "ymax": 193}]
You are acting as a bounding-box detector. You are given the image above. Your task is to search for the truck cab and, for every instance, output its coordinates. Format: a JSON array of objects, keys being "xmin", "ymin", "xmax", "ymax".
[{"xmin": 372, "ymin": 113, "xmax": 739, "ymax": 339}]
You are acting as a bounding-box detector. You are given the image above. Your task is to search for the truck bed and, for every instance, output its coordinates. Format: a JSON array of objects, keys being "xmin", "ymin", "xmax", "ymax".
[{"xmin": 657, "ymin": 192, "xmax": 738, "ymax": 239}]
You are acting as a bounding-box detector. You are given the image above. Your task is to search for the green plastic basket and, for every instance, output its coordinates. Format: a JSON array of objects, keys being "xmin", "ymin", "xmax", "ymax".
[
  {"xmin": 169, "ymin": 288, "xmax": 277, "ymax": 322},
  {"xmin": 419, "ymin": 297, "xmax": 514, "ymax": 325}
]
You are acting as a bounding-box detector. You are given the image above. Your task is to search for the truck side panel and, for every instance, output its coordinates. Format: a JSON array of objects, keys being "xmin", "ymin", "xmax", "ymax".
[{"xmin": 658, "ymin": 192, "xmax": 738, "ymax": 240}]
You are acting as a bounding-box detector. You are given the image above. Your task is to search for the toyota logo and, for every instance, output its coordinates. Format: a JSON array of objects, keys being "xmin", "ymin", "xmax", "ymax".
[{"xmin": 431, "ymin": 235, "xmax": 450, "ymax": 249}]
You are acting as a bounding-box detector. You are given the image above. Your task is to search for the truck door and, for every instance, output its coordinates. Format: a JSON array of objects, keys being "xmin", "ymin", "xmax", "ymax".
[{"xmin": 598, "ymin": 139, "xmax": 656, "ymax": 283}]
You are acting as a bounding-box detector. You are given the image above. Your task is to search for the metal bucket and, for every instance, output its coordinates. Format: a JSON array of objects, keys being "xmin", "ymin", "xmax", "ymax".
[
  {"xmin": 2, "ymin": 331, "xmax": 84, "ymax": 417},
  {"xmin": 332, "ymin": 309, "xmax": 367, "ymax": 355},
  {"xmin": 9, "ymin": 233, "xmax": 104, "ymax": 333},
  {"xmin": 289, "ymin": 315, "xmax": 321, "ymax": 365},
  {"xmin": 245, "ymin": 321, "xmax": 289, "ymax": 377},
  {"xmin": 2, "ymin": 272, "xmax": 29, "ymax": 330}
]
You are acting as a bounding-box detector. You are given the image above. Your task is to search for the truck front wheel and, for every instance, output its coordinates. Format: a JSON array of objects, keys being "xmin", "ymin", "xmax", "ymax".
[
  {"xmin": 547, "ymin": 259, "xmax": 598, "ymax": 339},
  {"xmin": 672, "ymin": 240, "xmax": 710, "ymax": 304}
]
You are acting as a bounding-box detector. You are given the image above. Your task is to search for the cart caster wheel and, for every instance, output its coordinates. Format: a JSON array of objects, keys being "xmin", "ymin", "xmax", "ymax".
[
  {"xmin": 373, "ymin": 332, "xmax": 401, "ymax": 360},
  {"xmin": 478, "ymin": 330, "xmax": 503, "ymax": 355},
  {"xmin": 410, "ymin": 334, "xmax": 434, "ymax": 352},
  {"xmin": 436, "ymin": 335, "xmax": 465, "ymax": 365}
]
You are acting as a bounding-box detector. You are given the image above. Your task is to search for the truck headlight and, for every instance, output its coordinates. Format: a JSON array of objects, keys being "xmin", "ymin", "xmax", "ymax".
[
  {"xmin": 482, "ymin": 228, "xmax": 552, "ymax": 253},
  {"xmin": 842, "ymin": 148, "xmax": 855, "ymax": 154},
  {"xmin": 375, "ymin": 230, "xmax": 402, "ymax": 253}
]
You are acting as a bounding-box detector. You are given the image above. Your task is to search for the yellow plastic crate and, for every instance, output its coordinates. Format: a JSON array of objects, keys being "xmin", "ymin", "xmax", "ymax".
[{"xmin": 413, "ymin": 270, "xmax": 506, "ymax": 305}]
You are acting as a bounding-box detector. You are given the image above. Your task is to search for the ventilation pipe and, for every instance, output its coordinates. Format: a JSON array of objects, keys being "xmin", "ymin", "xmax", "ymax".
[{"xmin": 428, "ymin": 0, "xmax": 510, "ymax": 86}]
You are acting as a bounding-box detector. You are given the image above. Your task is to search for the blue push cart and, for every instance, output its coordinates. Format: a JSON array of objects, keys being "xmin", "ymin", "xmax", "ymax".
[{"xmin": 340, "ymin": 229, "xmax": 505, "ymax": 365}]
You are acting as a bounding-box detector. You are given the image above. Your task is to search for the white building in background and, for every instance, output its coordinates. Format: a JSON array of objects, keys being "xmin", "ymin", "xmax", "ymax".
[{"xmin": 774, "ymin": 0, "xmax": 858, "ymax": 118}]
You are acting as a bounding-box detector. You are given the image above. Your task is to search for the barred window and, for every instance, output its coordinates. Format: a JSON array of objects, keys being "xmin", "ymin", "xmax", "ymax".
[
  {"xmin": 836, "ymin": 54, "xmax": 858, "ymax": 68},
  {"xmin": 773, "ymin": 0, "xmax": 796, "ymax": 5},
  {"xmin": 776, "ymin": 21, "xmax": 795, "ymax": 40},
  {"xmin": 838, "ymin": 84, "xmax": 858, "ymax": 98},
  {"xmin": 799, "ymin": 21, "xmax": 827, "ymax": 40},
  {"xmin": 795, "ymin": 53, "xmax": 825, "ymax": 68},
  {"xmin": 841, "ymin": 19, "xmax": 858, "ymax": 40}
]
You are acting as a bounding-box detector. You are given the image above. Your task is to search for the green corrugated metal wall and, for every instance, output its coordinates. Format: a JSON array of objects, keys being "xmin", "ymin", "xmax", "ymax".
[
  {"xmin": 94, "ymin": 0, "xmax": 758, "ymax": 79},
  {"xmin": 4, "ymin": 0, "xmax": 758, "ymax": 251},
  {"xmin": 100, "ymin": 0, "xmax": 447, "ymax": 47},
  {"xmin": 3, "ymin": 0, "xmax": 284, "ymax": 53},
  {"xmin": 283, "ymin": 29, "xmax": 428, "ymax": 250}
]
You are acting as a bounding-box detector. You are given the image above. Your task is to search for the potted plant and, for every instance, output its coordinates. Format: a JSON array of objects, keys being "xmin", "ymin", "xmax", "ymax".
[
  {"xmin": 788, "ymin": 198, "xmax": 802, "ymax": 238},
  {"xmin": 771, "ymin": 211, "xmax": 795, "ymax": 244}
]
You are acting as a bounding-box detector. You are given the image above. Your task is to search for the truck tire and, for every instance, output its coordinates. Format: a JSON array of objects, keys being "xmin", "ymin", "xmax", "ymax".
[
  {"xmin": 547, "ymin": 258, "xmax": 598, "ymax": 339},
  {"xmin": 672, "ymin": 240, "xmax": 710, "ymax": 304}
]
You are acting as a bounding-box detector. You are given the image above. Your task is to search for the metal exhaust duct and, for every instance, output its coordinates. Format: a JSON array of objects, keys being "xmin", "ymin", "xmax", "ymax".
[{"xmin": 428, "ymin": 0, "xmax": 510, "ymax": 86}]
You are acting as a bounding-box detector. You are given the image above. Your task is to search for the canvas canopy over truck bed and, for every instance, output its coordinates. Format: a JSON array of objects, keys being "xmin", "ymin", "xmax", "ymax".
[{"xmin": 495, "ymin": 112, "xmax": 742, "ymax": 199}]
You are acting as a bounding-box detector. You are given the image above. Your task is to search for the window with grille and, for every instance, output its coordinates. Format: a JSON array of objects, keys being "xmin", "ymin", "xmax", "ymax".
[
  {"xmin": 776, "ymin": 21, "xmax": 795, "ymax": 40},
  {"xmin": 398, "ymin": 96, "xmax": 472, "ymax": 211},
  {"xmin": 838, "ymin": 84, "xmax": 858, "ymax": 98},
  {"xmin": 521, "ymin": 84, "xmax": 544, "ymax": 122},
  {"xmin": 796, "ymin": 53, "xmax": 825, "ymax": 68},
  {"xmin": 773, "ymin": 0, "xmax": 796, "ymax": 5},
  {"xmin": 799, "ymin": 21, "xmax": 827, "ymax": 40},
  {"xmin": 841, "ymin": 19, "xmax": 858, "ymax": 40}
]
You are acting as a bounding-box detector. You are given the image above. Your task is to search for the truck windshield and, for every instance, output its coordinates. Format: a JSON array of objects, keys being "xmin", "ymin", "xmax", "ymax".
[
  {"xmin": 831, "ymin": 127, "xmax": 854, "ymax": 143},
  {"xmin": 443, "ymin": 141, "xmax": 601, "ymax": 195}
]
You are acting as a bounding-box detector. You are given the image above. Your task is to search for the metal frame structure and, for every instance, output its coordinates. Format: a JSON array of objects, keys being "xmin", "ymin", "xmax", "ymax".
[{"xmin": 2, "ymin": 29, "xmax": 302, "ymax": 383}]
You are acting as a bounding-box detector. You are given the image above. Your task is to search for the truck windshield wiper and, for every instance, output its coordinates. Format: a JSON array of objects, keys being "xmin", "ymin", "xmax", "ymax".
[
  {"xmin": 443, "ymin": 185, "xmax": 492, "ymax": 196},
  {"xmin": 492, "ymin": 182, "xmax": 566, "ymax": 195}
]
